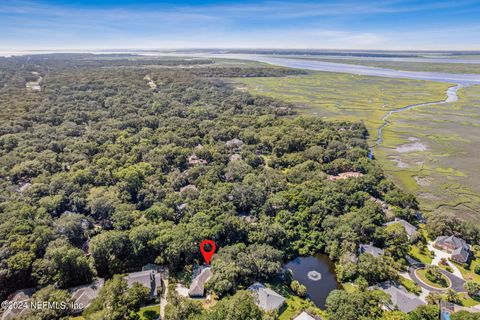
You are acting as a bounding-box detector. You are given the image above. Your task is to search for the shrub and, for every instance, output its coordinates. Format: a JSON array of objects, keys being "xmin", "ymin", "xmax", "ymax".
[
  {"xmin": 291, "ymin": 280, "xmax": 307, "ymax": 298},
  {"xmin": 474, "ymin": 264, "xmax": 480, "ymax": 275}
]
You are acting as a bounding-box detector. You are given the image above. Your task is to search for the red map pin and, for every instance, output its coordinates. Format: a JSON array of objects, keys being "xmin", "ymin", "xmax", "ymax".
[{"xmin": 200, "ymin": 239, "xmax": 216, "ymax": 264}]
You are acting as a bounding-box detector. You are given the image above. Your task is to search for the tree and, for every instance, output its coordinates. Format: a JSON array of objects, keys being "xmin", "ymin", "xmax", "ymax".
[
  {"xmin": 32, "ymin": 239, "xmax": 93, "ymax": 288},
  {"xmin": 475, "ymin": 264, "xmax": 480, "ymax": 275},
  {"xmin": 384, "ymin": 223, "xmax": 409, "ymax": 259},
  {"xmin": 84, "ymin": 275, "xmax": 150, "ymax": 320},
  {"xmin": 452, "ymin": 310, "xmax": 480, "ymax": 320},
  {"xmin": 290, "ymin": 280, "xmax": 307, "ymax": 298},
  {"xmin": 89, "ymin": 230, "xmax": 132, "ymax": 277},
  {"xmin": 425, "ymin": 292, "xmax": 442, "ymax": 305},
  {"xmin": 325, "ymin": 289, "xmax": 390, "ymax": 320},
  {"xmin": 18, "ymin": 285, "xmax": 74, "ymax": 320},
  {"xmin": 208, "ymin": 243, "xmax": 283, "ymax": 296},
  {"xmin": 87, "ymin": 187, "xmax": 120, "ymax": 220},
  {"xmin": 407, "ymin": 305, "xmax": 439, "ymax": 320},
  {"xmin": 381, "ymin": 311, "xmax": 409, "ymax": 320},
  {"xmin": 465, "ymin": 281, "xmax": 480, "ymax": 297},
  {"xmin": 446, "ymin": 289, "xmax": 461, "ymax": 304},
  {"xmin": 164, "ymin": 292, "xmax": 202, "ymax": 320},
  {"xmin": 54, "ymin": 213, "xmax": 91, "ymax": 246},
  {"xmin": 115, "ymin": 162, "xmax": 154, "ymax": 201},
  {"xmin": 197, "ymin": 290, "xmax": 264, "ymax": 320}
]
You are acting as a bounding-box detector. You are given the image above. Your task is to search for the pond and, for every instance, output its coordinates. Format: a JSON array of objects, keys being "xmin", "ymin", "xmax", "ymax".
[{"xmin": 284, "ymin": 254, "xmax": 340, "ymax": 309}]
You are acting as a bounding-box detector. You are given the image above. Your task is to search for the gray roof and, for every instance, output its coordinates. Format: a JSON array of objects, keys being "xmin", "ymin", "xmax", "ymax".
[
  {"xmin": 125, "ymin": 270, "xmax": 162, "ymax": 297},
  {"xmin": 248, "ymin": 282, "xmax": 285, "ymax": 312},
  {"xmin": 385, "ymin": 218, "xmax": 417, "ymax": 238},
  {"xmin": 225, "ymin": 138, "xmax": 243, "ymax": 147},
  {"xmin": 294, "ymin": 311, "xmax": 321, "ymax": 320},
  {"xmin": 359, "ymin": 244, "xmax": 384, "ymax": 257},
  {"xmin": 69, "ymin": 279, "xmax": 104, "ymax": 311},
  {"xmin": 434, "ymin": 235, "xmax": 469, "ymax": 251},
  {"xmin": 452, "ymin": 246, "xmax": 470, "ymax": 263},
  {"xmin": 188, "ymin": 267, "xmax": 212, "ymax": 297},
  {"xmin": 1, "ymin": 289, "xmax": 35, "ymax": 320},
  {"xmin": 377, "ymin": 281, "xmax": 425, "ymax": 313},
  {"xmin": 142, "ymin": 263, "xmax": 160, "ymax": 272}
]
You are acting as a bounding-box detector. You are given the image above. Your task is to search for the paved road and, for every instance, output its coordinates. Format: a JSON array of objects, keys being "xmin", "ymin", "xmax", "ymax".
[
  {"xmin": 427, "ymin": 242, "xmax": 463, "ymax": 279},
  {"xmin": 408, "ymin": 265, "xmax": 466, "ymax": 293}
]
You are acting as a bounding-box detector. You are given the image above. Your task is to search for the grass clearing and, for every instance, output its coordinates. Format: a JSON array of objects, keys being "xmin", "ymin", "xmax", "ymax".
[
  {"xmin": 409, "ymin": 245, "xmax": 434, "ymax": 265},
  {"xmin": 459, "ymin": 293, "xmax": 480, "ymax": 307},
  {"xmin": 138, "ymin": 305, "xmax": 160, "ymax": 320},
  {"xmin": 267, "ymin": 281, "xmax": 326, "ymax": 320},
  {"xmin": 399, "ymin": 277, "xmax": 421, "ymax": 295},
  {"xmin": 451, "ymin": 258, "xmax": 480, "ymax": 282}
]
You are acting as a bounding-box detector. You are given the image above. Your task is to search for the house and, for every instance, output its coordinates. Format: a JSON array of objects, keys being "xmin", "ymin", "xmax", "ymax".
[
  {"xmin": 385, "ymin": 218, "xmax": 418, "ymax": 239},
  {"xmin": 1, "ymin": 289, "xmax": 35, "ymax": 320},
  {"xmin": 248, "ymin": 282, "xmax": 285, "ymax": 312},
  {"xmin": 358, "ymin": 244, "xmax": 384, "ymax": 258},
  {"xmin": 434, "ymin": 235, "xmax": 471, "ymax": 263},
  {"xmin": 125, "ymin": 268, "xmax": 163, "ymax": 299},
  {"xmin": 187, "ymin": 154, "xmax": 207, "ymax": 166},
  {"xmin": 69, "ymin": 278, "xmax": 104, "ymax": 312},
  {"xmin": 376, "ymin": 281, "xmax": 425, "ymax": 313},
  {"xmin": 293, "ymin": 311, "xmax": 322, "ymax": 320},
  {"xmin": 188, "ymin": 266, "xmax": 212, "ymax": 297},
  {"xmin": 225, "ymin": 138, "xmax": 244, "ymax": 153},
  {"xmin": 327, "ymin": 172, "xmax": 363, "ymax": 181},
  {"xmin": 229, "ymin": 154, "xmax": 242, "ymax": 162}
]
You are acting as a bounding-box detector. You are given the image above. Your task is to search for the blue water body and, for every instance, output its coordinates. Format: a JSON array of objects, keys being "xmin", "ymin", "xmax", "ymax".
[
  {"xmin": 236, "ymin": 55, "xmax": 480, "ymax": 85},
  {"xmin": 284, "ymin": 254, "xmax": 340, "ymax": 309}
]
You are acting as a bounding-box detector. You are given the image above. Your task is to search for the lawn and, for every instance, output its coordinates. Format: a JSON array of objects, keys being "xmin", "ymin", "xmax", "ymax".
[
  {"xmin": 409, "ymin": 245, "xmax": 433, "ymax": 265},
  {"xmin": 451, "ymin": 257, "xmax": 480, "ymax": 282},
  {"xmin": 267, "ymin": 281, "xmax": 326, "ymax": 320},
  {"xmin": 416, "ymin": 268, "xmax": 450, "ymax": 289},
  {"xmin": 137, "ymin": 305, "xmax": 160, "ymax": 320},
  {"xmin": 459, "ymin": 293, "xmax": 480, "ymax": 307},
  {"xmin": 399, "ymin": 277, "xmax": 421, "ymax": 295}
]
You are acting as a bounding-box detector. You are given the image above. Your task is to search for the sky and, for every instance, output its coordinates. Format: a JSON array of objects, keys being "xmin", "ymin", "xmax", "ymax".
[{"xmin": 1, "ymin": 0, "xmax": 480, "ymax": 51}]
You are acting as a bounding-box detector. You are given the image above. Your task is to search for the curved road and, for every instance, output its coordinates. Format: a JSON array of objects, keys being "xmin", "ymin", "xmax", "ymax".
[{"xmin": 408, "ymin": 264, "xmax": 466, "ymax": 293}]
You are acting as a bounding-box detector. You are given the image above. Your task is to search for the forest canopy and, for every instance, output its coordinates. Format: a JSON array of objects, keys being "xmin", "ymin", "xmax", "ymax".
[{"xmin": 0, "ymin": 54, "xmax": 443, "ymax": 319}]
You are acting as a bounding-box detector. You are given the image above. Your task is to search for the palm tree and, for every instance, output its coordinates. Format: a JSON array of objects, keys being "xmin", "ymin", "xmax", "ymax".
[{"xmin": 446, "ymin": 289, "xmax": 461, "ymax": 304}]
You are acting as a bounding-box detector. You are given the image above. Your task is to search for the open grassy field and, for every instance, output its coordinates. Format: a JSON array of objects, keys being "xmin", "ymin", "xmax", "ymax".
[
  {"xmin": 236, "ymin": 72, "xmax": 449, "ymax": 142},
  {"xmin": 236, "ymin": 72, "xmax": 480, "ymax": 222},
  {"xmin": 378, "ymin": 85, "xmax": 480, "ymax": 221}
]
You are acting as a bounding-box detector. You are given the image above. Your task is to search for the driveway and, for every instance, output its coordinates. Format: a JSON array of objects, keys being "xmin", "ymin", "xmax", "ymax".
[
  {"xmin": 409, "ymin": 264, "xmax": 466, "ymax": 293},
  {"xmin": 428, "ymin": 242, "xmax": 463, "ymax": 279}
]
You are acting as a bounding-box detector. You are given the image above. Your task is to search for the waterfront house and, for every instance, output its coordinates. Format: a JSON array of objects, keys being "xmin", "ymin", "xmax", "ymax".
[
  {"xmin": 248, "ymin": 282, "xmax": 285, "ymax": 312},
  {"xmin": 434, "ymin": 235, "xmax": 470, "ymax": 263},
  {"xmin": 385, "ymin": 218, "xmax": 418, "ymax": 239},
  {"xmin": 358, "ymin": 244, "xmax": 384, "ymax": 258}
]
